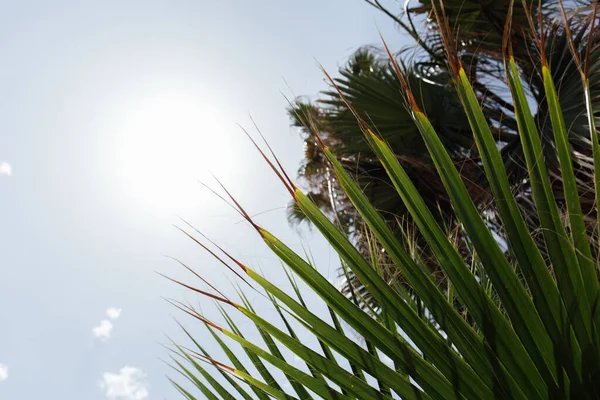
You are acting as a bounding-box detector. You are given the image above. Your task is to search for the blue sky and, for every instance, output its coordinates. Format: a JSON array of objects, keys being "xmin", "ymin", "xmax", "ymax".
[{"xmin": 0, "ymin": 1, "xmax": 405, "ymax": 398}]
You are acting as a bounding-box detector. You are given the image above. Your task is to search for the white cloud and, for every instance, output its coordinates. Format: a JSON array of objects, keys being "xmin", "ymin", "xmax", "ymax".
[
  {"xmin": 0, "ymin": 162, "xmax": 11, "ymax": 176},
  {"xmin": 100, "ymin": 367, "xmax": 149, "ymax": 400},
  {"xmin": 93, "ymin": 319, "xmax": 114, "ymax": 341},
  {"xmin": 93, "ymin": 307, "xmax": 122, "ymax": 341},
  {"xmin": 106, "ymin": 308, "xmax": 122, "ymax": 320},
  {"xmin": 0, "ymin": 364, "xmax": 7, "ymax": 381}
]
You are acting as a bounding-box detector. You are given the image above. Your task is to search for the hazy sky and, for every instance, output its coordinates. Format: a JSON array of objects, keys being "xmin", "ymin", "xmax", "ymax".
[{"xmin": 0, "ymin": 1, "xmax": 406, "ymax": 398}]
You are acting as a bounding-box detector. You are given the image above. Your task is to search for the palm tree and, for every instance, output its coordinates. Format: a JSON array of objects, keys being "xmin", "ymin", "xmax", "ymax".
[
  {"xmin": 167, "ymin": 3, "xmax": 600, "ymax": 398},
  {"xmin": 288, "ymin": 0, "xmax": 600, "ymax": 310}
]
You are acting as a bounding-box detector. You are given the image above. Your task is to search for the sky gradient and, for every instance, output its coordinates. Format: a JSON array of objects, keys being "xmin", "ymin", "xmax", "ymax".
[{"xmin": 0, "ymin": 1, "xmax": 406, "ymax": 398}]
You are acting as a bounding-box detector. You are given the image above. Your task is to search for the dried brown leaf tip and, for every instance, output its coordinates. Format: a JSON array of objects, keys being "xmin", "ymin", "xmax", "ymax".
[
  {"xmin": 558, "ymin": 0, "xmax": 599, "ymax": 78},
  {"xmin": 166, "ymin": 255, "xmax": 228, "ymax": 298},
  {"xmin": 503, "ymin": 0, "xmax": 516, "ymax": 61},
  {"xmin": 199, "ymin": 316, "xmax": 226, "ymax": 333},
  {"xmin": 584, "ymin": 0, "xmax": 599, "ymax": 79},
  {"xmin": 319, "ymin": 64, "xmax": 374, "ymax": 134},
  {"xmin": 241, "ymin": 124, "xmax": 296, "ymax": 199},
  {"xmin": 431, "ymin": 0, "xmax": 461, "ymax": 75},
  {"xmin": 166, "ymin": 300, "xmax": 221, "ymax": 333},
  {"xmin": 189, "ymin": 350, "xmax": 236, "ymax": 373},
  {"xmin": 178, "ymin": 224, "xmax": 251, "ymax": 278},
  {"xmin": 208, "ymin": 241, "xmax": 250, "ymax": 275},
  {"xmin": 313, "ymin": 131, "xmax": 328, "ymax": 151},
  {"xmin": 160, "ymin": 274, "xmax": 234, "ymax": 307},
  {"xmin": 380, "ymin": 32, "xmax": 421, "ymax": 113},
  {"xmin": 518, "ymin": 0, "xmax": 547, "ymax": 67},
  {"xmin": 211, "ymin": 176, "xmax": 265, "ymax": 231},
  {"xmin": 174, "ymin": 300, "xmax": 235, "ymax": 333},
  {"xmin": 207, "ymin": 358, "xmax": 236, "ymax": 373}
]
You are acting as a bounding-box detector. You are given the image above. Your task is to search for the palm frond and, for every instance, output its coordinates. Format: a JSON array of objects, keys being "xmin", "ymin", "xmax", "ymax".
[{"xmin": 168, "ymin": 2, "xmax": 600, "ymax": 399}]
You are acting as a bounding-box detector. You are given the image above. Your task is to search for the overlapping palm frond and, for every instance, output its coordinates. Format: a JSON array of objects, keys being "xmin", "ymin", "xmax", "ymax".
[
  {"xmin": 288, "ymin": 0, "xmax": 600, "ymax": 311},
  {"xmin": 167, "ymin": 2, "xmax": 600, "ymax": 399},
  {"xmin": 288, "ymin": 48, "xmax": 495, "ymax": 303}
]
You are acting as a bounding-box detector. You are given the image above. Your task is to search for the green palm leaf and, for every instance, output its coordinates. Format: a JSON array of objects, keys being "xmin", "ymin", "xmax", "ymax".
[{"xmin": 168, "ymin": 2, "xmax": 600, "ymax": 398}]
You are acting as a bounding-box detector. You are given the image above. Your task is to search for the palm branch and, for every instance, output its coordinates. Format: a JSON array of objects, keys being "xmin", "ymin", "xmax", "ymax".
[
  {"xmin": 288, "ymin": 0, "xmax": 600, "ymax": 312},
  {"xmin": 167, "ymin": 2, "xmax": 600, "ymax": 398}
]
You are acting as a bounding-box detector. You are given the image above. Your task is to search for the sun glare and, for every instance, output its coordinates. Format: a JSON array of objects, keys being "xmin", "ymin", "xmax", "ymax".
[{"xmin": 117, "ymin": 95, "xmax": 233, "ymax": 213}]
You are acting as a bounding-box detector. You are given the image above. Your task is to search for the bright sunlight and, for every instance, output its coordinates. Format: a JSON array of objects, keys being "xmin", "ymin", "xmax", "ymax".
[{"xmin": 117, "ymin": 94, "xmax": 233, "ymax": 212}]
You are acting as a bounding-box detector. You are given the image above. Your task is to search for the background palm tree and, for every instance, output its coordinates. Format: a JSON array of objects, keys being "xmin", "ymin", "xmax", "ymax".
[{"xmin": 287, "ymin": 0, "xmax": 600, "ymax": 310}]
